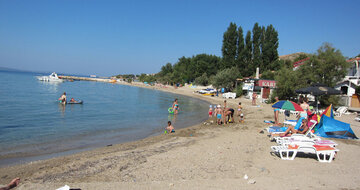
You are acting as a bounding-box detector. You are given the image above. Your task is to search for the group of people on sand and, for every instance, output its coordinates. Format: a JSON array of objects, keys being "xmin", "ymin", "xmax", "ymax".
[
  {"xmin": 209, "ymin": 100, "xmax": 244, "ymax": 125},
  {"xmin": 272, "ymin": 95, "xmax": 318, "ymax": 137}
]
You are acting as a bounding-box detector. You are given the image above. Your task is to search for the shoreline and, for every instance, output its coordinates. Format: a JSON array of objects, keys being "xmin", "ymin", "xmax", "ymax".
[
  {"xmin": 1, "ymin": 80, "xmax": 360, "ymax": 189},
  {"xmin": 0, "ymin": 80, "xmax": 210, "ymax": 167}
]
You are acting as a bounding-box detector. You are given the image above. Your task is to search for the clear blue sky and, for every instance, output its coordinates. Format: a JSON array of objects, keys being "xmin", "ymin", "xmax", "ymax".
[{"xmin": 0, "ymin": 0, "xmax": 359, "ymax": 76}]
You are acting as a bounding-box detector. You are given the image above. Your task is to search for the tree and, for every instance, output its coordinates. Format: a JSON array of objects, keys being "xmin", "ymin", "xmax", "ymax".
[
  {"xmin": 159, "ymin": 63, "xmax": 173, "ymax": 77},
  {"xmin": 194, "ymin": 73, "xmax": 209, "ymax": 86},
  {"xmin": 262, "ymin": 24, "xmax": 279, "ymax": 71},
  {"xmin": 222, "ymin": 22, "xmax": 238, "ymax": 69},
  {"xmin": 274, "ymin": 66, "xmax": 298, "ymax": 100},
  {"xmin": 261, "ymin": 70, "xmax": 275, "ymax": 80},
  {"xmin": 236, "ymin": 26, "xmax": 245, "ymax": 70},
  {"xmin": 252, "ymin": 23, "xmax": 262, "ymax": 71},
  {"xmin": 211, "ymin": 67, "xmax": 240, "ymax": 90},
  {"xmin": 298, "ymin": 43, "xmax": 349, "ymax": 87},
  {"xmin": 243, "ymin": 30, "xmax": 253, "ymax": 77}
]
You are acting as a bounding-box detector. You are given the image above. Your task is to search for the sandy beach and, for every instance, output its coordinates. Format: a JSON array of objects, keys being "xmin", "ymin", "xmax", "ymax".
[{"xmin": 1, "ymin": 83, "xmax": 360, "ymax": 190}]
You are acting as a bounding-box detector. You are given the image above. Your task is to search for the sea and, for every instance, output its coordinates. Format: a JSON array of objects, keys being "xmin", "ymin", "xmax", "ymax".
[{"xmin": 0, "ymin": 70, "xmax": 209, "ymax": 166}]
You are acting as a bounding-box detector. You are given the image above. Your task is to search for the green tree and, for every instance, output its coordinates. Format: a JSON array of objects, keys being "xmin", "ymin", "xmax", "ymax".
[
  {"xmin": 159, "ymin": 63, "xmax": 173, "ymax": 77},
  {"xmin": 243, "ymin": 30, "xmax": 253, "ymax": 77},
  {"xmin": 298, "ymin": 43, "xmax": 349, "ymax": 87},
  {"xmin": 236, "ymin": 26, "xmax": 245, "ymax": 70},
  {"xmin": 211, "ymin": 67, "xmax": 240, "ymax": 90},
  {"xmin": 252, "ymin": 23, "xmax": 262, "ymax": 71},
  {"xmin": 262, "ymin": 24, "xmax": 279, "ymax": 70},
  {"xmin": 222, "ymin": 22, "xmax": 238, "ymax": 69},
  {"xmin": 194, "ymin": 73, "xmax": 209, "ymax": 86},
  {"xmin": 261, "ymin": 70, "xmax": 275, "ymax": 80},
  {"xmin": 274, "ymin": 66, "xmax": 298, "ymax": 100}
]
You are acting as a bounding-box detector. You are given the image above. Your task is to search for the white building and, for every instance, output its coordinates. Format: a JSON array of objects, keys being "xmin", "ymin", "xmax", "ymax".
[{"xmin": 334, "ymin": 58, "xmax": 360, "ymax": 106}]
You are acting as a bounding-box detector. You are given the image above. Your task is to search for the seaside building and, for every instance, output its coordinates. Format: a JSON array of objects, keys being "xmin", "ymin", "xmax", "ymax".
[
  {"xmin": 335, "ymin": 57, "xmax": 360, "ymax": 107},
  {"xmin": 240, "ymin": 78, "xmax": 276, "ymax": 102}
]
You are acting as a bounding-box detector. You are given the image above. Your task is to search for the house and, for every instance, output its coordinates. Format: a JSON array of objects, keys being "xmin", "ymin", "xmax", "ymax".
[{"xmin": 335, "ymin": 57, "xmax": 360, "ymax": 107}]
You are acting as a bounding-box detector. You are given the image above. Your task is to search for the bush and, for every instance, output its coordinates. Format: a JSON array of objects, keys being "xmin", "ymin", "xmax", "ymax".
[
  {"xmin": 194, "ymin": 73, "xmax": 209, "ymax": 86},
  {"xmin": 235, "ymin": 86, "xmax": 243, "ymax": 97},
  {"xmin": 211, "ymin": 67, "xmax": 240, "ymax": 90}
]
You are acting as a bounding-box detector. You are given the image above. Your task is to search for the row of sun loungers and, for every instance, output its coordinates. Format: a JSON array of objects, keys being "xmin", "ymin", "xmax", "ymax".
[{"xmin": 266, "ymin": 121, "xmax": 339, "ymax": 163}]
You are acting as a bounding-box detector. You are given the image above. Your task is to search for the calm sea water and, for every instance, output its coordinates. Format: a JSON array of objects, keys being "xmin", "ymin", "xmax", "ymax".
[{"xmin": 0, "ymin": 71, "xmax": 209, "ymax": 166}]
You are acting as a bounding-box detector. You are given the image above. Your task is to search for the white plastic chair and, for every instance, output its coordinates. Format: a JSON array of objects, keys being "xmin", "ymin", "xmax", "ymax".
[{"xmin": 334, "ymin": 106, "xmax": 348, "ymax": 117}]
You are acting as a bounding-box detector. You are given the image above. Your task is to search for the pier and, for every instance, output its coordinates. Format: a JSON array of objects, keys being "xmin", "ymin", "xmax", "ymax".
[{"xmin": 59, "ymin": 75, "xmax": 115, "ymax": 83}]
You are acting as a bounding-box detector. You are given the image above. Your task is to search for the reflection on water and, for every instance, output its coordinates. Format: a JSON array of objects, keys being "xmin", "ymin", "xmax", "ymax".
[
  {"xmin": 167, "ymin": 114, "xmax": 177, "ymax": 125},
  {"xmin": 58, "ymin": 103, "xmax": 66, "ymax": 117},
  {"xmin": 37, "ymin": 80, "xmax": 61, "ymax": 93}
]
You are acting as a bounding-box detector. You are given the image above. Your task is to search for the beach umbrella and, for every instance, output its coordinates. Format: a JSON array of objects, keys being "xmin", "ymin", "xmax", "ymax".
[
  {"xmin": 295, "ymin": 83, "xmax": 341, "ymax": 112},
  {"xmin": 272, "ymin": 100, "xmax": 304, "ymax": 111},
  {"xmin": 295, "ymin": 83, "xmax": 341, "ymax": 96}
]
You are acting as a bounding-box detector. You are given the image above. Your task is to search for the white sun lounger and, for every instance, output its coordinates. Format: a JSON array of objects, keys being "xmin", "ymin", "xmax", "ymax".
[
  {"xmin": 276, "ymin": 138, "xmax": 337, "ymax": 147},
  {"xmin": 271, "ymin": 144, "xmax": 339, "ymax": 163},
  {"xmin": 271, "ymin": 123, "xmax": 319, "ymax": 142}
]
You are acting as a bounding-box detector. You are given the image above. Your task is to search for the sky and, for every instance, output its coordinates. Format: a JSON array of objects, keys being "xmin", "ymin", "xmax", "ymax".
[{"xmin": 0, "ymin": 0, "xmax": 359, "ymax": 76}]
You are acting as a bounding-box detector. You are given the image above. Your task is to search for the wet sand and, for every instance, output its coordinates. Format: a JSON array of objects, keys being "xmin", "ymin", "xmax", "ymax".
[{"xmin": 1, "ymin": 83, "xmax": 360, "ymax": 190}]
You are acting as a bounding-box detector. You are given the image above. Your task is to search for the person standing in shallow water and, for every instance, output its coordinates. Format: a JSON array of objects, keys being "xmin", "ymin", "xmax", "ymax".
[
  {"xmin": 172, "ymin": 98, "xmax": 179, "ymax": 114},
  {"xmin": 59, "ymin": 92, "xmax": 67, "ymax": 105}
]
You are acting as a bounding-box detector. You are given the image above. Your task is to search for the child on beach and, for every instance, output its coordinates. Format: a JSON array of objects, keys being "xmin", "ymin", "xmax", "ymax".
[
  {"xmin": 215, "ymin": 105, "xmax": 222, "ymax": 125},
  {"xmin": 240, "ymin": 113, "xmax": 244, "ymax": 123},
  {"xmin": 237, "ymin": 102, "xmax": 242, "ymax": 121},
  {"xmin": 208, "ymin": 105, "xmax": 213, "ymax": 117},
  {"xmin": 172, "ymin": 99, "xmax": 179, "ymax": 115},
  {"xmin": 165, "ymin": 121, "xmax": 175, "ymax": 133}
]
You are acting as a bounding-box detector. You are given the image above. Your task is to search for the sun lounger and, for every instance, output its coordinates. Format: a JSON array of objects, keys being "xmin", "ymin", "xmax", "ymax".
[
  {"xmin": 276, "ymin": 138, "xmax": 337, "ymax": 147},
  {"xmin": 271, "ymin": 123, "xmax": 319, "ymax": 142},
  {"xmin": 271, "ymin": 144, "xmax": 339, "ymax": 163}
]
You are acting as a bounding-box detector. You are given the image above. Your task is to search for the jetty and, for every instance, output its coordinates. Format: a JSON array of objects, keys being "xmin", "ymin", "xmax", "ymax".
[{"xmin": 59, "ymin": 75, "xmax": 115, "ymax": 83}]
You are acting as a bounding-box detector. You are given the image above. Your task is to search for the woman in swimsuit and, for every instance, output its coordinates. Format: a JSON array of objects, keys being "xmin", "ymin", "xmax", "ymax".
[
  {"xmin": 172, "ymin": 99, "xmax": 179, "ymax": 115},
  {"xmin": 273, "ymin": 96, "xmax": 280, "ymax": 125},
  {"xmin": 280, "ymin": 119, "xmax": 309, "ymax": 136},
  {"xmin": 299, "ymin": 97, "xmax": 310, "ymax": 119},
  {"xmin": 272, "ymin": 119, "xmax": 309, "ymax": 137}
]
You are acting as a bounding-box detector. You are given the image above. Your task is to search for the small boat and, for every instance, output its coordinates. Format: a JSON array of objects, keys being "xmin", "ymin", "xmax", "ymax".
[
  {"xmin": 67, "ymin": 100, "xmax": 83, "ymax": 104},
  {"xmin": 36, "ymin": 72, "xmax": 63, "ymax": 82}
]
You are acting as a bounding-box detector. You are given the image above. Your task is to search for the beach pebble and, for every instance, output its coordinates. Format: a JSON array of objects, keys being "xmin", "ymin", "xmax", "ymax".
[
  {"xmin": 169, "ymin": 183, "xmax": 174, "ymax": 186},
  {"xmin": 248, "ymin": 179, "xmax": 256, "ymax": 184},
  {"xmin": 243, "ymin": 174, "xmax": 248, "ymax": 180}
]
